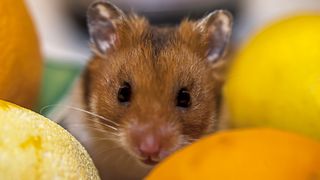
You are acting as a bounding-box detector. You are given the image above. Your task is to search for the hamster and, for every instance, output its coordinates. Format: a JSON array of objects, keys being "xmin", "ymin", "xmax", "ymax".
[{"xmin": 61, "ymin": 0, "xmax": 233, "ymax": 179}]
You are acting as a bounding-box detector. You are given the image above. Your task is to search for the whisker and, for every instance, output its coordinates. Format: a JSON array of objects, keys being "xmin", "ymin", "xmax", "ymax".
[
  {"xmin": 84, "ymin": 117, "xmax": 119, "ymax": 131},
  {"xmin": 84, "ymin": 136, "xmax": 119, "ymax": 142},
  {"xmin": 40, "ymin": 104, "xmax": 120, "ymax": 127},
  {"xmin": 40, "ymin": 104, "xmax": 58, "ymax": 114},
  {"xmin": 66, "ymin": 106, "xmax": 120, "ymax": 127},
  {"xmin": 182, "ymin": 134, "xmax": 200, "ymax": 143},
  {"xmin": 67, "ymin": 123, "xmax": 119, "ymax": 136},
  {"xmin": 177, "ymin": 135, "xmax": 200, "ymax": 148},
  {"xmin": 92, "ymin": 137, "xmax": 118, "ymax": 141},
  {"xmin": 187, "ymin": 138, "xmax": 199, "ymax": 142}
]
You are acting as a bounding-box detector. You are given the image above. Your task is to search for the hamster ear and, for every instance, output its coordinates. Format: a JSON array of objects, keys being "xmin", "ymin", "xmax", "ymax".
[
  {"xmin": 87, "ymin": 1, "xmax": 125, "ymax": 56},
  {"xmin": 196, "ymin": 10, "xmax": 233, "ymax": 63}
]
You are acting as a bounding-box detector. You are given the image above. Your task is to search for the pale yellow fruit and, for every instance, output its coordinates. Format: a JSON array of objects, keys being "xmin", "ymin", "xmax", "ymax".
[
  {"xmin": 224, "ymin": 14, "xmax": 320, "ymax": 140},
  {"xmin": 0, "ymin": 0, "xmax": 42, "ymax": 109},
  {"xmin": 147, "ymin": 128, "xmax": 320, "ymax": 180},
  {"xmin": 0, "ymin": 100, "xmax": 100, "ymax": 179}
]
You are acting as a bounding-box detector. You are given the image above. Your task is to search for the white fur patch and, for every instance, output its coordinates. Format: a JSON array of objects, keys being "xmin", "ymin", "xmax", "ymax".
[{"xmin": 97, "ymin": 4, "xmax": 112, "ymax": 19}]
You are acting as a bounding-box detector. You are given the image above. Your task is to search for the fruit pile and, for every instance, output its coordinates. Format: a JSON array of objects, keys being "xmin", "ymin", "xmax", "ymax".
[
  {"xmin": 0, "ymin": 0, "xmax": 319, "ymax": 178},
  {"xmin": 148, "ymin": 14, "xmax": 320, "ymax": 179}
]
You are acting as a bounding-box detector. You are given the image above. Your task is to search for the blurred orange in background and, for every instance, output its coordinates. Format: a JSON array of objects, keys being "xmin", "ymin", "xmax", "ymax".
[
  {"xmin": 224, "ymin": 14, "xmax": 320, "ymax": 140},
  {"xmin": 0, "ymin": 0, "xmax": 42, "ymax": 109}
]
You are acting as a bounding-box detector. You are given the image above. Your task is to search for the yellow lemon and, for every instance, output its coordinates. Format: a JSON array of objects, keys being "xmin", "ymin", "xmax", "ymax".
[
  {"xmin": 0, "ymin": 0, "xmax": 42, "ymax": 109},
  {"xmin": 0, "ymin": 100, "xmax": 99, "ymax": 179},
  {"xmin": 224, "ymin": 14, "xmax": 320, "ymax": 139},
  {"xmin": 147, "ymin": 128, "xmax": 320, "ymax": 180}
]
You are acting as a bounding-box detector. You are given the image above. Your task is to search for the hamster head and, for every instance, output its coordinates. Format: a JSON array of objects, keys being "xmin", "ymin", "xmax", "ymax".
[{"xmin": 84, "ymin": 0, "xmax": 233, "ymax": 166}]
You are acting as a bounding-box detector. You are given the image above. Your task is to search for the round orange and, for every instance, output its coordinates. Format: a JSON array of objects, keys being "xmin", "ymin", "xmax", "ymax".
[
  {"xmin": 147, "ymin": 128, "xmax": 320, "ymax": 180},
  {"xmin": 0, "ymin": 0, "xmax": 42, "ymax": 109}
]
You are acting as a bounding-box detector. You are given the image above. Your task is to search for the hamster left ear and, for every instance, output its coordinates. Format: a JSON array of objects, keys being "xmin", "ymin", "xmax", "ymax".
[
  {"xmin": 87, "ymin": 1, "xmax": 125, "ymax": 56},
  {"xmin": 196, "ymin": 10, "xmax": 233, "ymax": 62}
]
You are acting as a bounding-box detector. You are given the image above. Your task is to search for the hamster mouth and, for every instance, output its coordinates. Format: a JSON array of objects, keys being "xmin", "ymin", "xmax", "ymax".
[{"xmin": 140, "ymin": 157, "xmax": 159, "ymax": 166}]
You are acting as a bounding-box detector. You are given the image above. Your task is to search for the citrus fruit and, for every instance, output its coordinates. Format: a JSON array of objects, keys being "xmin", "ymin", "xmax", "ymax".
[
  {"xmin": 147, "ymin": 128, "xmax": 320, "ymax": 180},
  {"xmin": 0, "ymin": 100, "xmax": 99, "ymax": 179},
  {"xmin": 224, "ymin": 14, "xmax": 320, "ymax": 139},
  {"xmin": 0, "ymin": 0, "xmax": 42, "ymax": 109}
]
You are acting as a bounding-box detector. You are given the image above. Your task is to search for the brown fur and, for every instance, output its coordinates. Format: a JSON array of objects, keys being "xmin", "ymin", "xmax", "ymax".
[
  {"xmin": 78, "ymin": 14, "xmax": 227, "ymax": 179},
  {"xmin": 60, "ymin": 5, "xmax": 233, "ymax": 178},
  {"xmin": 85, "ymin": 14, "xmax": 222, "ymax": 135}
]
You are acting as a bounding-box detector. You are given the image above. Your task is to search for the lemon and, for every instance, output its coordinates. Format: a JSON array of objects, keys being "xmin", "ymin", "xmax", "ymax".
[
  {"xmin": 147, "ymin": 128, "xmax": 320, "ymax": 180},
  {"xmin": 224, "ymin": 14, "xmax": 320, "ymax": 139},
  {"xmin": 0, "ymin": 0, "xmax": 42, "ymax": 109},
  {"xmin": 0, "ymin": 100, "xmax": 99, "ymax": 179}
]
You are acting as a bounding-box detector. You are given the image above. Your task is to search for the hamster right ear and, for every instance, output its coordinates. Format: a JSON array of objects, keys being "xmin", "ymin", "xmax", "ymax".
[
  {"xmin": 87, "ymin": 1, "xmax": 125, "ymax": 56},
  {"xmin": 196, "ymin": 10, "xmax": 233, "ymax": 63}
]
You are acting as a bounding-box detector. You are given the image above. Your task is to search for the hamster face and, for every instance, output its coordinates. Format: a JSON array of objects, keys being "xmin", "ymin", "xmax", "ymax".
[{"xmin": 83, "ymin": 1, "xmax": 232, "ymax": 166}]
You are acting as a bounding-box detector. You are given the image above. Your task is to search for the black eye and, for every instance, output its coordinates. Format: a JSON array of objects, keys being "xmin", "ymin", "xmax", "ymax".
[
  {"xmin": 176, "ymin": 88, "xmax": 191, "ymax": 108},
  {"xmin": 118, "ymin": 82, "xmax": 131, "ymax": 104}
]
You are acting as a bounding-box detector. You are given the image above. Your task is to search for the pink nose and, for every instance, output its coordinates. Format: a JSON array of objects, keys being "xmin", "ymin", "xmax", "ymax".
[{"xmin": 139, "ymin": 135, "xmax": 160, "ymax": 158}]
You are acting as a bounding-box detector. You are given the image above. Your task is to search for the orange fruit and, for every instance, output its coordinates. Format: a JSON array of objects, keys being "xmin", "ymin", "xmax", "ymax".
[
  {"xmin": 0, "ymin": 100, "xmax": 99, "ymax": 179},
  {"xmin": 147, "ymin": 128, "xmax": 320, "ymax": 180},
  {"xmin": 0, "ymin": 0, "xmax": 42, "ymax": 109}
]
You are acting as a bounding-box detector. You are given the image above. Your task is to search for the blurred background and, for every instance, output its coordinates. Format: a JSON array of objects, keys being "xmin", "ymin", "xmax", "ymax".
[{"xmin": 23, "ymin": 0, "xmax": 320, "ymax": 113}]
